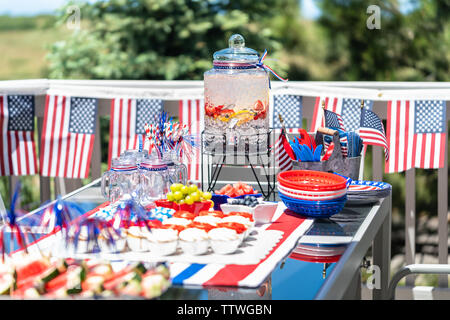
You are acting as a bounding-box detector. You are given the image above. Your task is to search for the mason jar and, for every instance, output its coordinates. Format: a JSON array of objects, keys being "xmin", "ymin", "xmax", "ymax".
[
  {"xmin": 139, "ymin": 158, "xmax": 170, "ymax": 206},
  {"xmin": 101, "ymin": 158, "xmax": 140, "ymax": 204}
]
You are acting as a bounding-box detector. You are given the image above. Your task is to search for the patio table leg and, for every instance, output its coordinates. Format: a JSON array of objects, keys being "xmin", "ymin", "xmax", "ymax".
[{"xmin": 372, "ymin": 194, "xmax": 392, "ymax": 300}]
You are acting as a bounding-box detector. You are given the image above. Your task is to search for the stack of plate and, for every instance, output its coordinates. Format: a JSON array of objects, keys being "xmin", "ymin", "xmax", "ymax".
[
  {"xmin": 277, "ymin": 170, "xmax": 348, "ymax": 218},
  {"xmin": 347, "ymin": 180, "xmax": 392, "ymax": 205}
]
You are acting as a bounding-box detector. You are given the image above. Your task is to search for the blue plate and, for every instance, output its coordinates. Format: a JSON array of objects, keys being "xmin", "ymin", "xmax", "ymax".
[
  {"xmin": 278, "ymin": 192, "xmax": 347, "ymax": 205},
  {"xmin": 348, "ymin": 180, "xmax": 392, "ymax": 192}
]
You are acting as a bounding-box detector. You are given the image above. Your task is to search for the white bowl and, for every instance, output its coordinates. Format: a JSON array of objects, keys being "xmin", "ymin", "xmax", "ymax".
[{"xmin": 220, "ymin": 201, "xmax": 278, "ymax": 224}]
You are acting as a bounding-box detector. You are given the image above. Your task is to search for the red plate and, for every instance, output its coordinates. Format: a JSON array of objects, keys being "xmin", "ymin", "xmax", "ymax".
[{"xmin": 278, "ymin": 170, "xmax": 347, "ymax": 191}]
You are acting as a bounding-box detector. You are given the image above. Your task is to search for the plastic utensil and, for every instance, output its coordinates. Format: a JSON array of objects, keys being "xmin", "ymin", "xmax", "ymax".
[
  {"xmin": 313, "ymin": 145, "xmax": 323, "ymax": 161},
  {"xmin": 290, "ymin": 142, "xmax": 302, "ymax": 161},
  {"xmin": 302, "ymin": 145, "xmax": 314, "ymax": 161},
  {"xmin": 298, "ymin": 129, "xmax": 311, "ymax": 149},
  {"xmin": 309, "ymin": 133, "xmax": 317, "ymax": 150}
]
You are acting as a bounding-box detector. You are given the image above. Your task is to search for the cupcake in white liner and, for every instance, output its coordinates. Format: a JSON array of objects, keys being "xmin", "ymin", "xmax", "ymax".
[
  {"xmin": 193, "ymin": 215, "xmax": 222, "ymax": 227},
  {"xmin": 97, "ymin": 228, "xmax": 127, "ymax": 253},
  {"xmin": 221, "ymin": 215, "xmax": 254, "ymax": 238},
  {"xmin": 178, "ymin": 228, "xmax": 210, "ymax": 255},
  {"xmin": 146, "ymin": 228, "xmax": 179, "ymax": 256},
  {"xmin": 208, "ymin": 228, "xmax": 241, "ymax": 255},
  {"xmin": 215, "ymin": 222, "xmax": 247, "ymax": 245},
  {"xmin": 126, "ymin": 226, "xmax": 150, "ymax": 252},
  {"xmin": 67, "ymin": 226, "xmax": 89, "ymax": 253}
]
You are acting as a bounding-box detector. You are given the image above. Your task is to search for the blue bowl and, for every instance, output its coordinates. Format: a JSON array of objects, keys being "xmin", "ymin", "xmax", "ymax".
[
  {"xmin": 278, "ymin": 192, "xmax": 347, "ymax": 205},
  {"xmin": 212, "ymin": 193, "xmax": 263, "ymax": 210},
  {"xmin": 279, "ymin": 192, "xmax": 346, "ymax": 218}
]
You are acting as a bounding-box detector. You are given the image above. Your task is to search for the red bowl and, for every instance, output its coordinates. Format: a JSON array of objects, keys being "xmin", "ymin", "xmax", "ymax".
[
  {"xmin": 277, "ymin": 170, "xmax": 347, "ymax": 191},
  {"xmin": 154, "ymin": 199, "xmax": 212, "ymax": 215}
]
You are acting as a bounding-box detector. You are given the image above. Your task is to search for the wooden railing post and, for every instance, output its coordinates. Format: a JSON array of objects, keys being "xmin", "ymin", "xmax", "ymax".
[{"xmin": 35, "ymin": 96, "xmax": 51, "ymax": 204}]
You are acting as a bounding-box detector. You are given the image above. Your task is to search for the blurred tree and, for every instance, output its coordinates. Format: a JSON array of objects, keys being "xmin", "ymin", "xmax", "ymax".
[
  {"xmin": 47, "ymin": 0, "xmax": 290, "ymax": 80},
  {"xmin": 316, "ymin": 0, "xmax": 450, "ymax": 81},
  {"xmin": 267, "ymin": 0, "xmax": 330, "ymax": 80}
]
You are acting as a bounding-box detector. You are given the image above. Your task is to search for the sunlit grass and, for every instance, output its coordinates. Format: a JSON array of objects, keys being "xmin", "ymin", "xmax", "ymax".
[{"xmin": 0, "ymin": 27, "xmax": 69, "ymax": 80}]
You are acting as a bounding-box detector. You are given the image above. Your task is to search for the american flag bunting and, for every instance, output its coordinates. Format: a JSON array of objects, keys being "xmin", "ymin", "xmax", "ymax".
[
  {"xmin": 179, "ymin": 99, "xmax": 204, "ymax": 185},
  {"xmin": 40, "ymin": 95, "xmax": 98, "ymax": 178},
  {"xmin": 386, "ymin": 100, "xmax": 446, "ymax": 173},
  {"xmin": 108, "ymin": 98, "xmax": 163, "ymax": 167},
  {"xmin": 271, "ymin": 95, "xmax": 303, "ymax": 134},
  {"xmin": 0, "ymin": 95, "xmax": 38, "ymax": 176}
]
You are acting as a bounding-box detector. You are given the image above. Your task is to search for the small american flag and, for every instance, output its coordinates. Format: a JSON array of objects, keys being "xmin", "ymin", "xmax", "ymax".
[
  {"xmin": 274, "ymin": 129, "xmax": 293, "ymax": 172},
  {"xmin": 0, "ymin": 95, "xmax": 38, "ymax": 176},
  {"xmin": 179, "ymin": 99, "xmax": 204, "ymax": 185},
  {"xmin": 386, "ymin": 100, "xmax": 446, "ymax": 173},
  {"xmin": 40, "ymin": 95, "xmax": 98, "ymax": 178},
  {"xmin": 358, "ymin": 108, "xmax": 389, "ymax": 161},
  {"xmin": 108, "ymin": 98, "xmax": 163, "ymax": 167},
  {"xmin": 311, "ymin": 96, "xmax": 373, "ymax": 132},
  {"xmin": 324, "ymin": 109, "xmax": 345, "ymax": 131}
]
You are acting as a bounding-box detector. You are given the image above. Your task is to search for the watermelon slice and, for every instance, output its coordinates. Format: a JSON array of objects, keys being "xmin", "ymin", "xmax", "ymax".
[
  {"xmin": 81, "ymin": 275, "xmax": 105, "ymax": 293},
  {"xmin": 141, "ymin": 273, "xmax": 168, "ymax": 299},
  {"xmin": 44, "ymin": 265, "xmax": 85, "ymax": 295},
  {"xmin": 103, "ymin": 271, "xmax": 141, "ymax": 292},
  {"xmin": 15, "ymin": 257, "xmax": 62, "ymax": 290}
]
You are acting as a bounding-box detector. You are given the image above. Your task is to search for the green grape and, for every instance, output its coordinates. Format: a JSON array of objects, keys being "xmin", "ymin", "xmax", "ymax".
[
  {"xmin": 166, "ymin": 192, "xmax": 175, "ymax": 201},
  {"xmin": 188, "ymin": 184, "xmax": 198, "ymax": 194},
  {"xmin": 203, "ymin": 192, "xmax": 212, "ymax": 200},
  {"xmin": 190, "ymin": 191, "xmax": 200, "ymax": 202},
  {"xmin": 181, "ymin": 186, "xmax": 190, "ymax": 195},
  {"xmin": 170, "ymin": 183, "xmax": 183, "ymax": 193},
  {"xmin": 184, "ymin": 195, "xmax": 194, "ymax": 205},
  {"xmin": 173, "ymin": 191, "xmax": 183, "ymax": 201}
]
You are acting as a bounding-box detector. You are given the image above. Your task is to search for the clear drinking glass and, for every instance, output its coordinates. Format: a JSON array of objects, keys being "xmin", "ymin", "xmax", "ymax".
[
  {"xmin": 101, "ymin": 158, "xmax": 140, "ymax": 204},
  {"xmin": 139, "ymin": 159, "xmax": 170, "ymax": 206},
  {"xmin": 163, "ymin": 151, "xmax": 187, "ymax": 185},
  {"xmin": 120, "ymin": 149, "xmax": 149, "ymax": 164}
]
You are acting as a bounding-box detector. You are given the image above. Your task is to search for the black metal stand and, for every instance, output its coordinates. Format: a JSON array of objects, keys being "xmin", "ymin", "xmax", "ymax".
[{"xmin": 201, "ymin": 129, "xmax": 277, "ymax": 201}]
